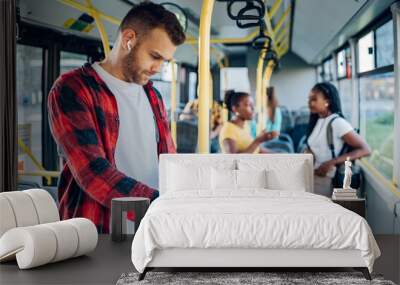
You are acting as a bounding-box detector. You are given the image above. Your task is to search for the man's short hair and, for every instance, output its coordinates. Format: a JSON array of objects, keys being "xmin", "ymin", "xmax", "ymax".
[{"xmin": 120, "ymin": 2, "xmax": 186, "ymax": 46}]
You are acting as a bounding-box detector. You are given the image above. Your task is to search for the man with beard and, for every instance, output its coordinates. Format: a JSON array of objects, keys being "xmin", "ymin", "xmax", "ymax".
[{"xmin": 48, "ymin": 2, "xmax": 185, "ymax": 233}]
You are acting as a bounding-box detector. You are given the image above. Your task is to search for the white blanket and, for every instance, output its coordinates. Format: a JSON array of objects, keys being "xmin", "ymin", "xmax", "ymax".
[{"xmin": 131, "ymin": 190, "xmax": 380, "ymax": 273}]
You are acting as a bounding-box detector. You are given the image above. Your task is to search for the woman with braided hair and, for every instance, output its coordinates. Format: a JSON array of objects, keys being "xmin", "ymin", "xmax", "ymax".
[{"xmin": 219, "ymin": 90, "xmax": 276, "ymax": 153}]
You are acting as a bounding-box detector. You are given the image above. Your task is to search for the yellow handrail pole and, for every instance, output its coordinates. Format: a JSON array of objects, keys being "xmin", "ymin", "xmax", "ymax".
[
  {"xmin": 58, "ymin": 0, "xmax": 121, "ymax": 25},
  {"xmin": 278, "ymin": 43, "xmax": 289, "ymax": 57},
  {"xmin": 211, "ymin": 46, "xmax": 225, "ymax": 69},
  {"xmin": 256, "ymin": 50, "xmax": 266, "ymax": 134},
  {"xmin": 18, "ymin": 138, "xmax": 51, "ymax": 185},
  {"xmin": 273, "ymin": 5, "xmax": 291, "ymax": 35},
  {"xmin": 223, "ymin": 56, "xmax": 229, "ymax": 68},
  {"xmin": 359, "ymin": 159, "xmax": 400, "ymax": 198},
  {"xmin": 275, "ymin": 25, "xmax": 289, "ymax": 46},
  {"xmin": 85, "ymin": 0, "xmax": 110, "ymax": 56},
  {"xmin": 170, "ymin": 60, "xmax": 177, "ymax": 145},
  {"xmin": 263, "ymin": 1, "xmax": 286, "ymax": 55},
  {"xmin": 198, "ymin": 0, "xmax": 214, "ymax": 153},
  {"xmin": 277, "ymin": 37, "xmax": 289, "ymax": 54},
  {"xmin": 268, "ymin": 0, "xmax": 283, "ymax": 19},
  {"xmin": 18, "ymin": 171, "xmax": 61, "ymax": 178}
]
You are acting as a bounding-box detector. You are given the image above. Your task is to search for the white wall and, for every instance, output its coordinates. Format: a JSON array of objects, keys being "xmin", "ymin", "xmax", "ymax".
[
  {"xmin": 270, "ymin": 52, "xmax": 316, "ymax": 111},
  {"xmin": 246, "ymin": 49, "xmax": 316, "ymax": 111}
]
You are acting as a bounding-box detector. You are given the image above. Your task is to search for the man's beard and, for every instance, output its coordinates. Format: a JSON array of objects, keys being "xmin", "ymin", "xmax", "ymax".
[{"xmin": 122, "ymin": 45, "xmax": 144, "ymax": 84}]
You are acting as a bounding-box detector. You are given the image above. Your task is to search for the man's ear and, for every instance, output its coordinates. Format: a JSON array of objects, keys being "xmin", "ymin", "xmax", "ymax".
[{"xmin": 121, "ymin": 28, "xmax": 137, "ymax": 51}]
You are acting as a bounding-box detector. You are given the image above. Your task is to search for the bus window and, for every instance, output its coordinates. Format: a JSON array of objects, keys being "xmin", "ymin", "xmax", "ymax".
[
  {"xmin": 323, "ymin": 58, "xmax": 334, "ymax": 82},
  {"xmin": 60, "ymin": 51, "xmax": 88, "ymax": 75},
  {"xmin": 220, "ymin": 67, "xmax": 251, "ymax": 98},
  {"xmin": 360, "ymin": 72, "xmax": 394, "ymax": 180},
  {"xmin": 376, "ymin": 20, "xmax": 394, "ymax": 68},
  {"xmin": 358, "ymin": 31, "xmax": 375, "ymax": 73},
  {"xmin": 16, "ymin": 44, "xmax": 43, "ymax": 186},
  {"xmin": 338, "ymin": 78, "xmax": 352, "ymax": 121},
  {"xmin": 188, "ymin": 71, "xmax": 197, "ymax": 102}
]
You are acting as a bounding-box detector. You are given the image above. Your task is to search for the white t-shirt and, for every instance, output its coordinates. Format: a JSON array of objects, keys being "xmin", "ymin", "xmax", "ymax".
[
  {"xmin": 92, "ymin": 62, "xmax": 159, "ymax": 189},
  {"xmin": 307, "ymin": 114, "xmax": 353, "ymax": 177}
]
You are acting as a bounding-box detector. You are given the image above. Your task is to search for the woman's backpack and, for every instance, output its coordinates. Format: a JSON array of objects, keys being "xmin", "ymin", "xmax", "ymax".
[{"xmin": 327, "ymin": 116, "xmax": 362, "ymax": 189}]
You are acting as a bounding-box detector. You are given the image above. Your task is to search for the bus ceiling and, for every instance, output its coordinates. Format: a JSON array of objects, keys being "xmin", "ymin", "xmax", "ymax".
[{"xmin": 16, "ymin": 0, "xmax": 395, "ymax": 66}]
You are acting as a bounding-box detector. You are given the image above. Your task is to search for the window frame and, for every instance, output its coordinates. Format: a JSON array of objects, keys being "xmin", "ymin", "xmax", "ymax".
[
  {"xmin": 355, "ymin": 15, "xmax": 396, "ymax": 186},
  {"xmin": 322, "ymin": 56, "xmax": 334, "ymax": 82},
  {"xmin": 17, "ymin": 20, "xmax": 103, "ymax": 186},
  {"xmin": 356, "ymin": 16, "xmax": 394, "ymax": 76},
  {"xmin": 336, "ymin": 45, "xmax": 352, "ymax": 80}
]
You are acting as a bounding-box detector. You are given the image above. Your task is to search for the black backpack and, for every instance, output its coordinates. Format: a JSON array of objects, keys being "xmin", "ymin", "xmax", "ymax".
[{"xmin": 327, "ymin": 116, "xmax": 362, "ymax": 189}]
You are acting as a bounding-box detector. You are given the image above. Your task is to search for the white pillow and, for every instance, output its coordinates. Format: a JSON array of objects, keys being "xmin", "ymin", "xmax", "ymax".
[
  {"xmin": 236, "ymin": 169, "xmax": 267, "ymax": 189},
  {"xmin": 211, "ymin": 168, "xmax": 237, "ymax": 190},
  {"xmin": 167, "ymin": 162, "xmax": 211, "ymax": 191},
  {"xmin": 266, "ymin": 167, "xmax": 307, "ymax": 191},
  {"xmin": 237, "ymin": 159, "xmax": 308, "ymax": 191}
]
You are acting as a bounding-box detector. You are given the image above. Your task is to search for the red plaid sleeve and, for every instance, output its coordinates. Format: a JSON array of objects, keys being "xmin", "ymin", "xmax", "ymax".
[{"xmin": 48, "ymin": 74, "xmax": 158, "ymax": 209}]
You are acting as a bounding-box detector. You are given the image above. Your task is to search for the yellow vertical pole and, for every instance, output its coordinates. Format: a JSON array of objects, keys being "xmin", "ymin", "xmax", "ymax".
[
  {"xmin": 170, "ymin": 61, "xmax": 177, "ymax": 145},
  {"xmin": 198, "ymin": 0, "xmax": 214, "ymax": 153},
  {"xmin": 85, "ymin": 0, "xmax": 110, "ymax": 56},
  {"xmin": 256, "ymin": 50, "xmax": 266, "ymax": 134}
]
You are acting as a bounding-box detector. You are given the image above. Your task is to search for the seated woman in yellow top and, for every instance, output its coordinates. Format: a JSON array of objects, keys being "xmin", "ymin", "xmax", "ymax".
[{"xmin": 219, "ymin": 91, "xmax": 277, "ymax": 153}]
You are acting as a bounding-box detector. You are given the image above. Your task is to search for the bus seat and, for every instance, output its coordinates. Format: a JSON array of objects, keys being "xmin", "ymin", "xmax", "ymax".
[
  {"xmin": 263, "ymin": 139, "xmax": 294, "ymax": 153},
  {"xmin": 176, "ymin": 120, "xmax": 198, "ymax": 153},
  {"xmin": 279, "ymin": 106, "xmax": 294, "ymax": 134}
]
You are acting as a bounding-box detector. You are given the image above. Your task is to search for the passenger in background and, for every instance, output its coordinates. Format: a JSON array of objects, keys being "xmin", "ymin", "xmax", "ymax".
[
  {"xmin": 305, "ymin": 82, "xmax": 370, "ymax": 197},
  {"xmin": 219, "ymin": 91, "xmax": 275, "ymax": 153},
  {"xmin": 249, "ymin": 86, "xmax": 281, "ymax": 138},
  {"xmin": 178, "ymin": 99, "xmax": 223, "ymax": 153},
  {"xmin": 210, "ymin": 101, "xmax": 224, "ymax": 153},
  {"xmin": 266, "ymin": 86, "xmax": 282, "ymax": 134},
  {"xmin": 179, "ymin": 99, "xmax": 198, "ymax": 121}
]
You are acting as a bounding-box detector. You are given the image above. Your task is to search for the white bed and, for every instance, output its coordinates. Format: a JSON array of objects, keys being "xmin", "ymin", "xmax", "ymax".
[{"xmin": 131, "ymin": 154, "xmax": 380, "ymax": 280}]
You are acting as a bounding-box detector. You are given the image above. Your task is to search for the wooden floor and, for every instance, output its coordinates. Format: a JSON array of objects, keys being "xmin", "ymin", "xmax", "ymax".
[
  {"xmin": 373, "ymin": 235, "xmax": 400, "ymax": 284},
  {"xmin": 0, "ymin": 235, "xmax": 398, "ymax": 285}
]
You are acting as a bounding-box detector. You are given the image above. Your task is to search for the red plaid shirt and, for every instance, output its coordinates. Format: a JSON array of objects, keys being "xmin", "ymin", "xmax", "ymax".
[{"xmin": 48, "ymin": 63, "xmax": 175, "ymax": 233}]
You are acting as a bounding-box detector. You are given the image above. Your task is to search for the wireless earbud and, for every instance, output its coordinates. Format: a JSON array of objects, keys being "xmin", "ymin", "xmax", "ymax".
[{"xmin": 127, "ymin": 40, "xmax": 132, "ymax": 51}]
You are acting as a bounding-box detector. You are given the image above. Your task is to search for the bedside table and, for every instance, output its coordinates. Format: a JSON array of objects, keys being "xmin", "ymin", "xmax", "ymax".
[
  {"xmin": 111, "ymin": 197, "xmax": 150, "ymax": 242},
  {"xmin": 332, "ymin": 198, "xmax": 366, "ymax": 218}
]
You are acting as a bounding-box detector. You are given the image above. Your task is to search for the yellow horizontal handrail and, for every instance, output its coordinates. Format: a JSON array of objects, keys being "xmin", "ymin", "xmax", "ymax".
[
  {"xmin": 370, "ymin": 150, "xmax": 394, "ymax": 166},
  {"xmin": 268, "ymin": 0, "xmax": 283, "ymax": 19},
  {"xmin": 58, "ymin": 0, "xmax": 121, "ymax": 25},
  {"xmin": 18, "ymin": 138, "xmax": 52, "ymax": 185},
  {"xmin": 280, "ymin": 46, "xmax": 289, "ymax": 57},
  {"xmin": 18, "ymin": 171, "xmax": 61, "ymax": 178},
  {"xmin": 273, "ymin": 5, "xmax": 291, "ymax": 35},
  {"xmin": 278, "ymin": 42, "xmax": 288, "ymax": 55},
  {"xmin": 275, "ymin": 25, "xmax": 289, "ymax": 46},
  {"xmin": 185, "ymin": 29, "xmax": 259, "ymax": 45},
  {"xmin": 359, "ymin": 159, "xmax": 399, "ymax": 198},
  {"xmin": 59, "ymin": 0, "xmax": 257, "ymax": 47}
]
